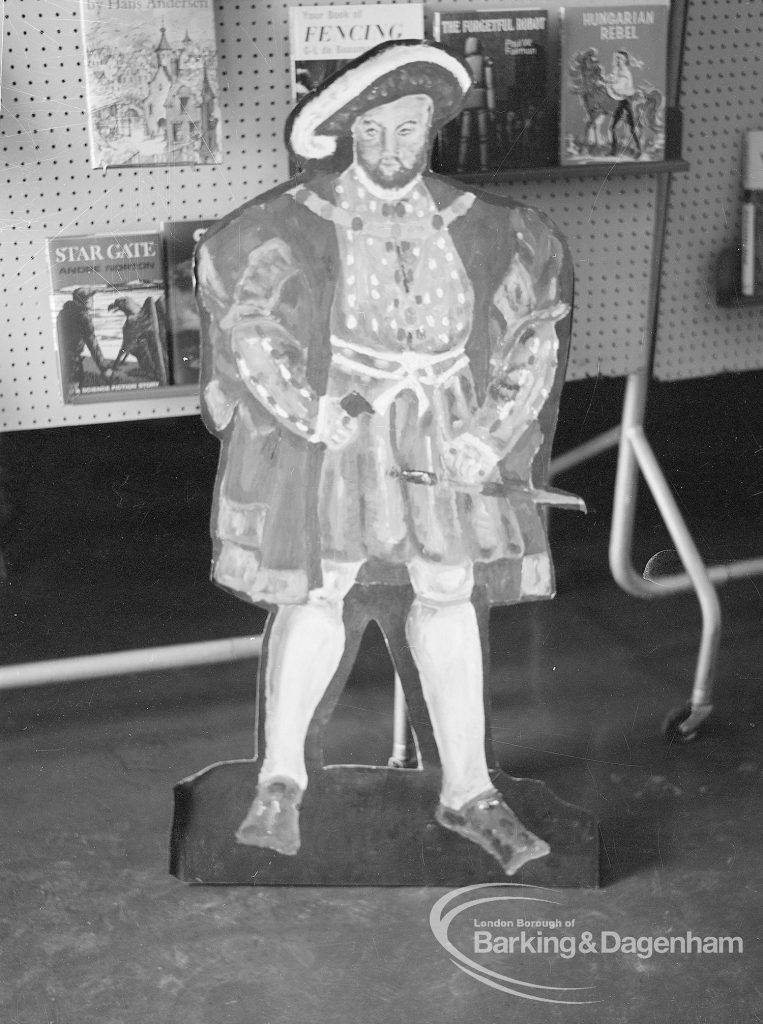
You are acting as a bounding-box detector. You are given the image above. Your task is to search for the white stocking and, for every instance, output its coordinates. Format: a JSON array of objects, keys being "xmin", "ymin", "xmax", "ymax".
[
  {"xmin": 405, "ymin": 568, "xmax": 494, "ymax": 808},
  {"xmin": 259, "ymin": 560, "xmax": 361, "ymax": 791}
]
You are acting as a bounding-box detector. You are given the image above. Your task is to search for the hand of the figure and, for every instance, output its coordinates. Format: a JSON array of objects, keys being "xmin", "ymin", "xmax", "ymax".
[
  {"xmin": 442, "ymin": 432, "xmax": 499, "ymax": 487},
  {"xmin": 314, "ymin": 395, "xmax": 360, "ymax": 450}
]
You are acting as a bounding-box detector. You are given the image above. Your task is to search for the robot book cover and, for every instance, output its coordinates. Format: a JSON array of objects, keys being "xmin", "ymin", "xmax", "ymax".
[{"xmin": 431, "ymin": 8, "xmax": 555, "ymax": 174}]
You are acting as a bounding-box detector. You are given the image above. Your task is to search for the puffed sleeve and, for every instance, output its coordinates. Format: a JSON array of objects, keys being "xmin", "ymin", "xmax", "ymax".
[
  {"xmin": 471, "ymin": 209, "xmax": 572, "ymax": 458},
  {"xmin": 197, "ymin": 219, "xmax": 321, "ymax": 439},
  {"xmin": 196, "ymin": 232, "xmax": 245, "ymax": 433}
]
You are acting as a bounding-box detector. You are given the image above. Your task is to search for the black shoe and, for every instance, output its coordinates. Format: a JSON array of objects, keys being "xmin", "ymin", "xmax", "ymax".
[
  {"xmin": 235, "ymin": 776, "xmax": 303, "ymax": 855},
  {"xmin": 436, "ymin": 788, "xmax": 550, "ymax": 875}
]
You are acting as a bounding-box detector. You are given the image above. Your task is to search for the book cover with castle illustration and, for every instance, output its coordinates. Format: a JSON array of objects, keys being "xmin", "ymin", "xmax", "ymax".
[
  {"xmin": 431, "ymin": 8, "xmax": 553, "ymax": 174},
  {"xmin": 48, "ymin": 232, "xmax": 170, "ymax": 402},
  {"xmin": 560, "ymin": 0, "xmax": 670, "ymax": 165},
  {"xmin": 80, "ymin": 0, "xmax": 221, "ymax": 168}
]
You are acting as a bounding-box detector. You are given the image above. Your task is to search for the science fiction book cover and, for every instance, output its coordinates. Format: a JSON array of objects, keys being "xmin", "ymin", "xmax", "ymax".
[
  {"xmin": 431, "ymin": 7, "xmax": 554, "ymax": 174},
  {"xmin": 48, "ymin": 232, "xmax": 170, "ymax": 402}
]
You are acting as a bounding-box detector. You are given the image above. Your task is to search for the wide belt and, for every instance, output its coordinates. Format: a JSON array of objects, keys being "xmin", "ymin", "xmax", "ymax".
[{"xmin": 330, "ymin": 335, "xmax": 469, "ymax": 415}]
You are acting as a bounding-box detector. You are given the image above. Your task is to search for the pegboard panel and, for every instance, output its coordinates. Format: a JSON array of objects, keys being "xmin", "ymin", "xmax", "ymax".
[
  {"xmin": 0, "ymin": 0, "xmax": 668, "ymax": 432},
  {"xmin": 486, "ymin": 173, "xmax": 658, "ymax": 379},
  {"xmin": 654, "ymin": 0, "xmax": 763, "ymax": 380},
  {"xmin": 0, "ymin": 0, "xmax": 291, "ymax": 430}
]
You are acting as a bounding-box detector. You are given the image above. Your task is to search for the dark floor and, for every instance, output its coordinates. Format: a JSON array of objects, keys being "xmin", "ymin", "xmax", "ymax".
[{"xmin": 1, "ymin": 374, "xmax": 761, "ymax": 1023}]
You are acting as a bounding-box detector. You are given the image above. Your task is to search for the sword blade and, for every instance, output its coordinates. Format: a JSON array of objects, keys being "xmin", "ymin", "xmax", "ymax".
[{"xmin": 388, "ymin": 468, "xmax": 586, "ymax": 512}]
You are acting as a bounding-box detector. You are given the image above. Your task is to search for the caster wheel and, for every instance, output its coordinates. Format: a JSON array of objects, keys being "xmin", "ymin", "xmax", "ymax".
[
  {"xmin": 387, "ymin": 756, "xmax": 419, "ymax": 769},
  {"xmin": 661, "ymin": 703, "xmax": 699, "ymax": 744}
]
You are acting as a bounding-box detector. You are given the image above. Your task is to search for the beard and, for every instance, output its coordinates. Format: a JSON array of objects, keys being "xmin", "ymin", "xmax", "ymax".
[{"xmin": 355, "ymin": 144, "xmax": 429, "ymax": 191}]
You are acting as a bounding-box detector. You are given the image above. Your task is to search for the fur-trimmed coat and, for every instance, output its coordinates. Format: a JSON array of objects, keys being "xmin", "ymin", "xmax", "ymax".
[{"xmin": 196, "ymin": 170, "xmax": 574, "ymax": 609}]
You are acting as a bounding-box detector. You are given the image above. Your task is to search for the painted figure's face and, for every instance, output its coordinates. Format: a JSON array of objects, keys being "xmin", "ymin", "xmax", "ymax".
[{"xmin": 352, "ymin": 94, "xmax": 433, "ymax": 190}]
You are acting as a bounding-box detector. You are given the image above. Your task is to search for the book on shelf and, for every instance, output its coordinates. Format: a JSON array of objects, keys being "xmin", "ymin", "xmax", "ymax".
[
  {"xmin": 743, "ymin": 190, "xmax": 763, "ymax": 297},
  {"xmin": 560, "ymin": 0, "xmax": 670, "ymax": 165},
  {"xmin": 48, "ymin": 232, "xmax": 171, "ymax": 403},
  {"xmin": 162, "ymin": 219, "xmax": 214, "ymax": 385},
  {"xmin": 288, "ymin": 2, "xmax": 425, "ymax": 168},
  {"xmin": 754, "ymin": 193, "xmax": 763, "ymax": 296},
  {"xmin": 742, "ymin": 132, "xmax": 763, "ymax": 296},
  {"xmin": 80, "ymin": 0, "xmax": 221, "ymax": 169},
  {"xmin": 431, "ymin": 8, "xmax": 555, "ymax": 174}
]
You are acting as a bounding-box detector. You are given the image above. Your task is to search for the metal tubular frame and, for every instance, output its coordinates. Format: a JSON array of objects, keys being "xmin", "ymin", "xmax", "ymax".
[
  {"xmin": 549, "ymin": 168, "xmax": 763, "ymax": 739},
  {"xmin": 551, "ymin": 165, "xmax": 721, "ymax": 739},
  {"xmin": 0, "ymin": 636, "xmax": 262, "ymax": 692},
  {"xmin": 608, "ymin": 366, "xmax": 720, "ymax": 735},
  {"xmin": 389, "ymin": 674, "xmax": 417, "ymax": 769},
  {"xmin": 548, "ymin": 426, "xmax": 621, "ymax": 478}
]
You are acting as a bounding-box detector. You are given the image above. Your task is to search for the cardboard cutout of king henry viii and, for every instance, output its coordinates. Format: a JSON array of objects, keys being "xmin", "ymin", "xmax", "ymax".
[{"xmin": 195, "ymin": 40, "xmax": 581, "ymax": 877}]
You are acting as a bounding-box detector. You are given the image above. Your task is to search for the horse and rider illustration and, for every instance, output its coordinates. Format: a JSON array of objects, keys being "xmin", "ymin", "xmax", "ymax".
[{"xmin": 566, "ymin": 46, "xmax": 665, "ymax": 161}]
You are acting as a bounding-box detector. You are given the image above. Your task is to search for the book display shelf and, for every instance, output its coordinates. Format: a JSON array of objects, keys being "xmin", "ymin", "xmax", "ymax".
[
  {"xmin": 1, "ymin": 0, "xmax": 690, "ymax": 434},
  {"xmin": 458, "ymin": 153, "xmax": 688, "ymax": 184},
  {"xmin": 456, "ymin": 108, "xmax": 688, "ymax": 184},
  {"xmin": 1, "ymin": 0, "xmax": 762, "ymax": 736}
]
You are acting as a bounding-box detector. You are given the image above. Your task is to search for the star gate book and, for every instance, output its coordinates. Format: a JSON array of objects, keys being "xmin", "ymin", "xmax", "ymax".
[
  {"xmin": 48, "ymin": 232, "xmax": 170, "ymax": 402},
  {"xmin": 80, "ymin": 0, "xmax": 221, "ymax": 169},
  {"xmin": 560, "ymin": 0, "xmax": 670, "ymax": 165},
  {"xmin": 431, "ymin": 8, "xmax": 554, "ymax": 173}
]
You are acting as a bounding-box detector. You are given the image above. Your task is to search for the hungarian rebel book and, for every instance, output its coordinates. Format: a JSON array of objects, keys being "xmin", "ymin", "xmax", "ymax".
[
  {"xmin": 162, "ymin": 219, "xmax": 214, "ymax": 385},
  {"xmin": 48, "ymin": 232, "xmax": 170, "ymax": 403},
  {"xmin": 431, "ymin": 8, "xmax": 554, "ymax": 174},
  {"xmin": 80, "ymin": 0, "xmax": 221, "ymax": 169},
  {"xmin": 560, "ymin": 0, "xmax": 670, "ymax": 165}
]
